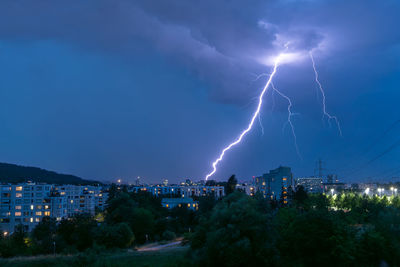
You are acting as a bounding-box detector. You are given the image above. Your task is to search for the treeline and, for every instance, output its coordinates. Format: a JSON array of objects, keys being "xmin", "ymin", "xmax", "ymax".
[
  {"xmin": 2, "ymin": 180, "xmax": 400, "ymax": 267},
  {"xmin": 188, "ymin": 187, "xmax": 400, "ymax": 266}
]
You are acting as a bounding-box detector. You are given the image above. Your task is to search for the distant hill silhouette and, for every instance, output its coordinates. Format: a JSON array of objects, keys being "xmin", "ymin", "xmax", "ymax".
[{"xmin": 0, "ymin": 162, "xmax": 101, "ymax": 185}]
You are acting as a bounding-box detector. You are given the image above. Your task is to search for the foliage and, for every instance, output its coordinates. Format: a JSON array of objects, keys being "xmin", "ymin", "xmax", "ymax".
[
  {"xmin": 162, "ymin": 230, "xmax": 176, "ymax": 241},
  {"xmin": 225, "ymin": 175, "xmax": 237, "ymax": 195},
  {"xmin": 190, "ymin": 191, "xmax": 276, "ymax": 266},
  {"xmin": 94, "ymin": 222, "xmax": 134, "ymax": 248}
]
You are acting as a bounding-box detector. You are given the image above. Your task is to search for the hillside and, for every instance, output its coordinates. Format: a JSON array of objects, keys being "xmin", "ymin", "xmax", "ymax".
[{"xmin": 0, "ymin": 162, "xmax": 101, "ymax": 185}]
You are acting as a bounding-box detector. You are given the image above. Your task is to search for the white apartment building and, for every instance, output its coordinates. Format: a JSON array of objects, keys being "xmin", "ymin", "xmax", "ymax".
[
  {"xmin": 0, "ymin": 183, "xmax": 67, "ymax": 233},
  {"xmin": 53, "ymin": 185, "xmax": 108, "ymax": 216},
  {"xmin": 0, "ymin": 183, "xmax": 108, "ymax": 234}
]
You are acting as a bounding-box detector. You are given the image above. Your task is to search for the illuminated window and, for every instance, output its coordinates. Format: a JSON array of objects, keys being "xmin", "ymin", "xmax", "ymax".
[
  {"xmin": 45, "ymin": 205, "xmax": 49, "ymax": 209},
  {"xmin": 15, "ymin": 212, "xmax": 21, "ymax": 216},
  {"xmin": 16, "ymin": 193, "xmax": 22, "ymax": 198},
  {"xmin": 187, "ymin": 203, "xmax": 190, "ymax": 207},
  {"xmin": 192, "ymin": 204, "xmax": 195, "ymax": 207},
  {"xmin": 36, "ymin": 205, "xmax": 42, "ymax": 210},
  {"xmin": 44, "ymin": 211, "xmax": 50, "ymax": 216},
  {"xmin": 166, "ymin": 204, "xmax": 169, "ymax": 208},
  {"xmin": 30, "ymin": 218, "xmax": 33, "ymax": 223},
  {"xmin": 35, "ymin": 218, "xmax": 40, "ymax": 222},
  {"xmin": 16, "ymin": 186, "xmax": 22, "ymax": 191},
  {"xmin": 30, "ymin": 205, "xmax": 34, "ymax": 210},
  {"xmin": 283, "ymin": 178, "xmax": 287, "ymax": 181},
  {"xmin": 35, "ymin": 211, "xmax": 42, "ymax": 216}
]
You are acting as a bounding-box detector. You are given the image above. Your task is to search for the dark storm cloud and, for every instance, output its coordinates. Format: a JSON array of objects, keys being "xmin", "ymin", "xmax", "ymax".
[{"xmin": 0, "ymin": 0, "xmax": 334, "ymax": 103}]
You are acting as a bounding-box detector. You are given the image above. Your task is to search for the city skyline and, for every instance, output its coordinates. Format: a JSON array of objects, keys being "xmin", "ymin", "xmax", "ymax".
[{"xmin": 0, "ymin": 1, "xmax": 400, "ymax": 183}]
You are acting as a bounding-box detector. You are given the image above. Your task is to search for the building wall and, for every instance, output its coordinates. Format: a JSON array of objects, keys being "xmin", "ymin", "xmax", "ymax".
[
  {"xmin": 130, "ymin": 185, "xmax": 225, "ymax": 198},
  {"xmin": 0, "ymin": 183, "xmax": 108, "ymax": 234},
  {"xmin": 295, "ymin": 177, "xmax": 323, "ymax": 193},
  {"xmin": 256, "ymin": 166, "xmax": 293, "ymax": 203},
  {"xmin": 161, "ymin": 197, "xmax": 199, "ymax": 210}
]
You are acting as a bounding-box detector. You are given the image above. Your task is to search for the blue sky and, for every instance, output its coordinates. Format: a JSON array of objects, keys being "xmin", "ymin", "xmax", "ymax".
[{"xmin": 0, "ymin": 0, "xmax": 399, "ymax": 183}]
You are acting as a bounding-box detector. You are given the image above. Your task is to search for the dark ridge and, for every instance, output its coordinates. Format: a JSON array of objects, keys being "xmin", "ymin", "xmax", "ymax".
[{"xmin": 0, "ymin": 162, "xmax": 101, "ymax": 185}]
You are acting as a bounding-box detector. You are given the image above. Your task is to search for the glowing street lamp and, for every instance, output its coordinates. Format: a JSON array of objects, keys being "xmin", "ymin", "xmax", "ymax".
[
  {"xmin": 365, "ymin": 188, "xmax": 370, "ymax": 195},
  {"xmin": 330, "ymin": 188, "xmax": 334, "ymax": 196},
  {"xmin": 391, "ymin": 187, "xmax": 394, "ymax": 196}
]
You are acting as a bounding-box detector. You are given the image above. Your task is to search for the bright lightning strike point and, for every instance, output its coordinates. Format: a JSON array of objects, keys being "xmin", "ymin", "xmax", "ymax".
[
  {"xmin": 309, "ymin": 51, "xmax": 342, "ymax": 136},
  {"xmin": 204, "ymin": 56, "xmax": 281, "ymax": 180}
]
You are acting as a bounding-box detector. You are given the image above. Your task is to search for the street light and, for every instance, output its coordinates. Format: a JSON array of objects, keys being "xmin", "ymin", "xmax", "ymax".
[
  {"xmin": 365, "ymin": 188, "xmax": 370, "ymax": 195},
  {"xmin": 391, "ymin": 187, "xmax": 394, "ymax": 196},
  {"xmin": 330, "ymin": 188, "xmax": 334, "ymax": 196},
  {"xmin": 378, "ymin": 188, "xmax": 382, "ymax": 197}
]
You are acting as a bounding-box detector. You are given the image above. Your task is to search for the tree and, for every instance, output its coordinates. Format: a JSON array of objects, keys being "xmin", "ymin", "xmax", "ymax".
[
  {"xmin": 190, "ymin": 191, "xmax": 275, "ymax": 266},
  {"xmin": 31, "ymin": 217, "xmax": 58, "ymax": 254},
  {"xmin": 94, "ymin": 223, "xmax": 134, "ymax": 248},
  {"xmin": 225, "ymin": 175, "xmax": 237, "ymax": 195},
  {"xmin": 105, "ymin": 192, "xmax": 137, "ymax": 225},
  {"xmin": 107, "ymin": 183, "xmax": 119, "ymax": 201},
  {"xmin": 57, "ymin": 214, "xmax": 97, "ymax": 251},
  {"xmin": 162, "ymin": 230, "xmax": 176, "ymax": 241},
  {"xmin": 293, "ymin": 185, "xmax": 308, "ymax": 205},
  {"xmin": 276, "ymin": 209, "xmax": 356, "ymax": 266},
  {"xmin": 130, "ymin": 208, "xmax": 155, "ymax": 244}
]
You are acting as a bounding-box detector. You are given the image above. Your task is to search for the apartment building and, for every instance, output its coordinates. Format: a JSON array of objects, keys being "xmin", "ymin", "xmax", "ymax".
[
  {"xmin": 0, "ymin": 183, "xmax": 108, "ymax": 234},
  {"xmin": 130, "ymin": 185, "xmax": 225, "ymax": 198}
]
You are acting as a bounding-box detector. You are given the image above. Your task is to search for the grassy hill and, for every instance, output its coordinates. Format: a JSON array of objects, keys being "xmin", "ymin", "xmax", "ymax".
[{"xmin": 0, "ymin": 162, "xmax": 101, "ymax": 185}]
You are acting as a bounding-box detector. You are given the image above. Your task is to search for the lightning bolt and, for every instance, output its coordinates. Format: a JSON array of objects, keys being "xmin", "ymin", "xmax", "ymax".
[
  {"xmin": 258, "ymin": 113, "xmax": 264, "ymax": 136},
  {"xmin": 270, "ymin": 82, "xmax": 301, "ymax": 159},
  {"xmin": 254, "ymin": 75, "xmax": 301, "ymax": 158},
  {"xmin": 205, "ymin": 57, "xmax": 281, "ymax": 180},
  {"xmin": 309, "ymin": 51, "xmax": 342, "ymax": 136}
]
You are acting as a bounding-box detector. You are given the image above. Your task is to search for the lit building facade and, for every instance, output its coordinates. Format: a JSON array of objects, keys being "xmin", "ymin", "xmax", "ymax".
[
  {"xmin": 256, "ymin": 166, "xmax": 293, "ymax": 203},
  {"xmin": 161, "ymin": 197, "xmax": 198, "ymax": 210},
  {"xmin": 130, "ymin": 185, "xmax": 225, "ymax": 198},
  {"xmin": 295, "ymin": 177, "xmax": 323, "ymax": 193},
  {"xmin": 0, "ymin": 183, "xmax": 108, "ymax": 234}
]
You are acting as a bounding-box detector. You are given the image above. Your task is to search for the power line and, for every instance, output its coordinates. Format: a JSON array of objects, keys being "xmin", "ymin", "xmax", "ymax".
[{"xmin": 343, "ymin": 137, "xmax": 400, "ymax": 179}]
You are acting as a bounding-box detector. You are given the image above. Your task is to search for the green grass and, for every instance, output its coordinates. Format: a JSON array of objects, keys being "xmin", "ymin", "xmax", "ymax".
[{"xmin": 0, "ymin": 247, "xmax": 190, "ymax": 267}]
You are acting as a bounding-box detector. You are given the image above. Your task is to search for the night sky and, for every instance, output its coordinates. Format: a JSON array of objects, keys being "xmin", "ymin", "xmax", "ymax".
[{"xmin": 0, "ymin": 0, "xmax": 399, "ymax": 184}]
